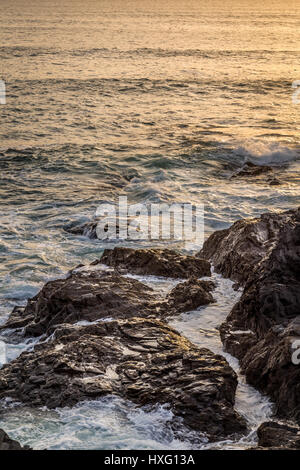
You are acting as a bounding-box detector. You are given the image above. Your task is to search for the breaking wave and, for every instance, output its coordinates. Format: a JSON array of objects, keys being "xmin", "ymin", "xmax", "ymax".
[{"xmin": 235, "ymin": 141, "xmax": 299, "ymax": 166}]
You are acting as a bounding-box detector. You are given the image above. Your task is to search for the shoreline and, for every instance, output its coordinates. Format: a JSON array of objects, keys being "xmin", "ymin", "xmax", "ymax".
[{"xmin": 0, "ymin": 211, "xmax": 299, "ymax": 448}]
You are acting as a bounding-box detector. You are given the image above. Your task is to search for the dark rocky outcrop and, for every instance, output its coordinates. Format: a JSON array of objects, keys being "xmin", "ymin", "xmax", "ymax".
[
  {"xmin": 0, "ymin": 428, "xmax": 29, "ymax": 450},
  {"xmin": 222, "ymin": 319, "xmax": 300, "ymax": 424},
  {"xmin": 257, "ymin": 422, "xmax": 300, "ymax": 449},
  {"xmin": 167, "ymin": 277, "xmax": 215, "ymax": 312},
  {"xmin": 0, "ymin": 271, "xmax": 162, "ymax": 337},
  {"xmin": 0, "ymin": 318, "xmax": 246, "ymax": 441},
  {"xmin": 215, "ymin": 208, "xmax": 300, "ymax": 424},
  {"xmin": 198, "ymin": 208, "xmax": 298, "ymax": 286},
  {"xmin": 100, "ymin": 247, "xmax": 211, "ymax": 279},
  {"xmin": 2, "ymin": 209, "xmax": 298, "ymax": 447},
  {"xmin": 0, "ymin": 257, "xmax": 215, "ymax": 338}
]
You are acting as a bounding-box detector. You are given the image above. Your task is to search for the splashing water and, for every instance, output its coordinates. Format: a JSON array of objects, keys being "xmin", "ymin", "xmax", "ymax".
[{"xmin": 235, "ymin": 141, "xmax": 299, "ymax": 166}]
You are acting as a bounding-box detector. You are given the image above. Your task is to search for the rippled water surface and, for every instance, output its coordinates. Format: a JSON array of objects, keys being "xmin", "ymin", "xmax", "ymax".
[{"xmin": 0, "ymin": 0, "xmax": 299, "ymax": 449}]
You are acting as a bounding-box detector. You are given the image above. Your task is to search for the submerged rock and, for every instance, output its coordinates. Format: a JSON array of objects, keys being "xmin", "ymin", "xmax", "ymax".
[
  {"xmin": 0, "ymin": 428, "xmax": 30, "ymax": 450},
  {"xmin": 0, "ymin": 318, "xmax": 246, "ymax": 441},
  {"xmin": 65, "ymin": 215, "xmax": 139, "ymax": 240},
  {"xmin": 100, "ymin": 247, "xmax": 211, "ymax": 279},
  {"xmin": 231, "ymin": 161, "xmax": 274, "ymax": 179},
  {"xmin": 66, "ymin": 220, "xmax": 98, "ymax": 239},
  {"xmin": 198, "ymin": 208, "xmax": 298, "ymax": 286},
  {"xmin": 268, "ymin": 176, "xmax": 281, "ymax": 186},
  {"xmin": 257, "ymin": 422, "xmax": 300, "ymax": 449},
  {"xmin": 230, "ymin": 161, "xmax": 282, "ymax": 186},
  {"xmin": 214, "ymin": 208, "xmax": 300, "ymax": 424}
]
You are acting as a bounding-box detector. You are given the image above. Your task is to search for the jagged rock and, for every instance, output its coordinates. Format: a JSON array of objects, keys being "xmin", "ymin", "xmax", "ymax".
[
  {"xmin": 167, "ymin": 277, "xmax": 215, "ymax": 312},
  {"xmin": 1, "ymin": 259, "xmax": 215, "ymax": 338},
  {"xmin": 198, "ymin": 208, "xmax": 298, "ymax": 286},
  {"xmin": 221, "ymin": 209, "xmax": 300, "ymax": 338},
  {"xmin": 237, "ymin": 321, "xmax": 300, "ymax": 424},
  {"xmin": 0, "ymin": 318, "xmax": 246, "ymax": 441},
  {"xmin": 0, "ymin": 271, "xmax": 162, "ymax": 337},
  {"xmin": 0, "ymin": 428, "xmax": 30, "ymax": 450},
  {"xmin": 218, "ymin": 208, "xmax": 300, "ymax": 424},
  {"xmin": 257, "ymin": 422, "xmax": 300, "ymax": 449},
  {"xmin": 99, "ymin": 247, "xmax": 211, "ymax": 279}
]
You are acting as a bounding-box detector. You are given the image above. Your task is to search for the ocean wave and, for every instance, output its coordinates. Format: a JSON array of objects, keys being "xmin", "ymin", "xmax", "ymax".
[
  {"xmin": 234, "ymin": 142, "xmax": 299, "ymax": 166},
  {"xmin": 1, "ymin": 45, "xmax": 299, "ymax": 59}
]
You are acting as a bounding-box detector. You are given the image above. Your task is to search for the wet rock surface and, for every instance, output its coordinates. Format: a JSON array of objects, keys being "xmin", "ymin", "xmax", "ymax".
[
  {"xmin": 0, "ymin": 318, "xmax": 246, "ymax": 441},
  {"xmin": 1, "ymin": 260, "xmax": 216, "ymax": 338},
  {"xmin": 166, "ymin": 277, "xmax": 215, "ymax": 313},
  {"xmin": 216, "ymin": 208, "xmax": 300, "ymax": 424},
  {"xmin": 233, "ymin": 322, "xmax": 300, "ymax": 424},
  {"xmin": 0, "ymin": 271, "xmax": 162, "ymax": 337},
  {"xmin": 198, "ymin": 208, "xmax": 298, "ymax": 286},
  {"xmin": 257, "ymin": 422, "xmax": 300, "ymax": 449},
  {"xmin": 100, "ymin": 247, "xmax": 211, "ymax": 279},
  {"xmin": 0, "ymin": 428, "xmax": 30, "ymax": 450}
]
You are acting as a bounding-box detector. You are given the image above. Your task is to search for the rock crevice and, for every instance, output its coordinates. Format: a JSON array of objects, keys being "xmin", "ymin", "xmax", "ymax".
[{"xmin": 202, "ymin": 207, "xmax": 300, "ymax": 425}]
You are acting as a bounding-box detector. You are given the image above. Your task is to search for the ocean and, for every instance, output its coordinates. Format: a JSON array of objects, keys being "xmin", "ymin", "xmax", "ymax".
[{"xmin": 0, "ymin": 0, "xmax": 299, "ymax": 449}]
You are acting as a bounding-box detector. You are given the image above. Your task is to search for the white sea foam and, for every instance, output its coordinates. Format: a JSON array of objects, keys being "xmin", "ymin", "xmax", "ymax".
[
  {"xmin": 235, "ymin": 141, "xmax": 299, "ymax": 166},
  {"xmin": 0, "ymin": 397, "xmax": 202, "ymax": 450},
  {"xmin": 74, "ymin": 317, "xmax": 114, "ymax": 326}
]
